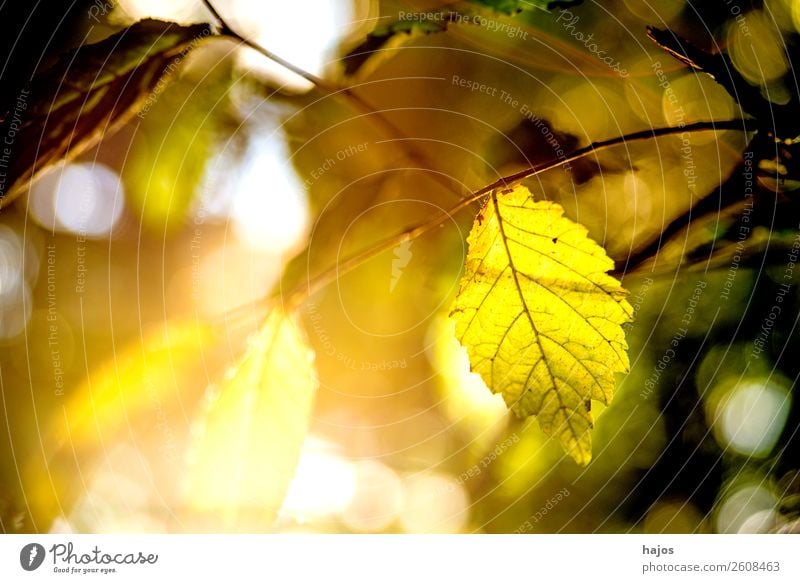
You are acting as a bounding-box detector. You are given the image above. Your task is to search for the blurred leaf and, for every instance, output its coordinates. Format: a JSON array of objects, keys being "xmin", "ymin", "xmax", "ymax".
[
  {"xmin": 450, "ymin": 185, "xmax": 632, "ymax": 465},
  {"xmin": 123, "ymin": 62, "xmax": 232, "ymax": 231},
  {"xmin": 342, "ymin": 0, "xmax": 583, "ymax": 77},
  {"xmin": 0, "ymin": 19, "xmax": 212, "ymax": 208},
  {"xmin": 468, "ymin": 0, "xmax": 583, "ymax": 14},
  {"xmin": 52, "ymin": 321, "xmax": 213, "ymax": 448},
  {"xmin": 342, "ymin": 18, "xmax": 450, "ymax": 77},
  {"xmin": 646, "ymin": 27, "xmax": 764, "ymax": 115},
  {"xmin": 486, "ymin": 117, "xmax": 611, "ymax": 184},
  {"xmin": 183, "ymin": 309, "xmax": 318, "ymax": 529},
  {"xmin": 625, "ymin": 131, "xmax": 800, "ymax": 274},
  {"xmin": 646, "ymin": 26, "xmax": 800, "ymax": 136},
  {"xmin": 25, "ymin": 320, "xmax": 215, "ymax": 525}
]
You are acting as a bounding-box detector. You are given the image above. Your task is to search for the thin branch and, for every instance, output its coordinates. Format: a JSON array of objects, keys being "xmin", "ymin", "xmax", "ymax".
[
  {"xmin": 481, "ymin": 119, "xmax": 757, "ymax": 193},
  {"xmin": 202, "ymin": 0, "xmax": 336, "ymax": 91},
  {"xmin": 200, "ymin": 0, "xmax": 464, "ymax": 200},
  {"xmin": 218, "ymin": 117, "xmax": 757, "ymax": 325},
  {"xmin": 289, "ymin": 118, "xmax": 757, "ymax": 304}
]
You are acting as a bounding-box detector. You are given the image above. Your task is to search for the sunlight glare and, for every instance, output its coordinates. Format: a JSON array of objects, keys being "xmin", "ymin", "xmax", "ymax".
[
  {"xmin": 400, "ymin": 473, "xmax": 469, "ymax": 533},
  {"xmin": 115, "ymin": 0, "xmax": 200, "ymax": 23},
  {"xmin": 28, "ymin": 162, "xmax": 125, "ymax": 237},
  {"xmin": 715, "ymin": 483, "xmax": 777, "ymax": 533},
  {"xmin": 714, "ymin": 380, "xmax": 790, "ymax": 458},
  {"xmin": 342, "ymin": 461, "xmax": 404, "ymax": 532},
  {"xmin": 227, "ymin": 132, "xmax": 309, "ymax": 255},
  {"xmin": 279, "ymin": 437, "xmax": 357, "ymax": 522},
  {"xmin": 226, "ymin": 0, "xmax": 353, "ymax": 92},
  {"xmin": 428, "ymin": 318, "xmax": 508, "ymax": 426},
  {"xmin": 0, "ymin": 226, "xmax": 32, "ymax": 339}
]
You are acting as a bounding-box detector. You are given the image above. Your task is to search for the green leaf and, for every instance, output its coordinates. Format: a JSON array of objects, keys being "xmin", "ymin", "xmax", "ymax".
[
  {"xmin": 342, "ymin": 0, "xmax": 583, "ymax": 77},
  {"xmin": 0, "ymin": 19, "xmax": 212, "ymax": 208},
  {"xmin": 450, "ymin": 185, "xmax": 632, "ymax": 465},
  {"xmin": 182, "ymin": 309, "xmax": 318, "ymax": 529},
  {"xmin": 342, "ymin": 19, "xmax": 449, "ymax": 77},
  {"xmin": 122, "ymin": 63, "xmax": 232, "ymax": 232},
  {"xmin": 467, "ymin": 0, "xmax": 583, "ymax": 14}
]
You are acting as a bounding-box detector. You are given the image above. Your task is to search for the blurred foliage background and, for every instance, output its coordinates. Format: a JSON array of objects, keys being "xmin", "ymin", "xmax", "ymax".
[{"xmin": 0, "ymin": 0, "xmax": 799, "ymax": 533}]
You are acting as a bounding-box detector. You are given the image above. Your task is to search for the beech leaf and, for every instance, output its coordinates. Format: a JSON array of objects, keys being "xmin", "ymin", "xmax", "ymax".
[
  {"xmin": 183, "ymin": 309, "xmax": 318, "ymax": 529},
  {"xmin": 342, "ymin": 19, "xmax": 449, "ymax": 77},
  {"xmin": 450, "ymin": 185, "xmax": 632, "ymax": 464}
]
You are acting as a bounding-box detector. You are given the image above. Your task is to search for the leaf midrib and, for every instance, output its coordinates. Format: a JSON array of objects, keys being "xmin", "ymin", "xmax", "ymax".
[{"xmin": 490, "ymin": 191, "xmax": 563, "ymax": 410}]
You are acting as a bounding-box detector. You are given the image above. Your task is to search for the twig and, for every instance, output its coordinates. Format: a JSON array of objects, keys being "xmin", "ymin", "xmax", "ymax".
[
  {"xmin": 291, "ymin": 118, "xmax": 758, "ymax": 302},
  {"xmin": 200, "ymin": 0, "xmax": 465, "ymax": 199},
  {"xmin": 202, "ymin": 0, "xmax": 337, "ymax": 92},
  {"xmin": 218, "ymin": 117, "xmax": 758, "ymax": 325}
]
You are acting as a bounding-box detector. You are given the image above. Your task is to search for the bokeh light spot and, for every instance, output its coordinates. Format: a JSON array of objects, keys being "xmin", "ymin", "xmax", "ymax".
[{"xmin": 28, "ymin": 162, "xmax": 125, "ymax": 237}]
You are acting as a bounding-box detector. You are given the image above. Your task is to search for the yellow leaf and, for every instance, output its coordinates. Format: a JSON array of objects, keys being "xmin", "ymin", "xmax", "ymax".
[
  {"xmin": 182, "ymin": 308, "xmax": 317, "ymax": 529},
  {"xmin": 450, "ymin": 186, "xmax": 632, "ymax": 465}
]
